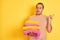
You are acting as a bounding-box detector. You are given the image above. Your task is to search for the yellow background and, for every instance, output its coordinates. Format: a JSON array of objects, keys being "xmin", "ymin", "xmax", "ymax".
[{"xmin": 1, "ymin": 0, "xmax": 60, "ymax": 40}]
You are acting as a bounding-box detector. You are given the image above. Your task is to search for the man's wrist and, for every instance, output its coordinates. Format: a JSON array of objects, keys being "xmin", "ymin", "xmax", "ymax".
[{"xmin": 48, "ymin": 21, "xmax": 51, "ymax": 24}]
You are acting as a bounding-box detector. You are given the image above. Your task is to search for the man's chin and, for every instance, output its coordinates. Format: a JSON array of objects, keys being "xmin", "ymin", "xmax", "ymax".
[{"xmin": 36, "ymin": 13, "xmax": 41, "ymax": 15}]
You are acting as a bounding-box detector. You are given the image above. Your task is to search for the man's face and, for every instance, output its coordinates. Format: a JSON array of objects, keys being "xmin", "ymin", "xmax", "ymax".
[{"xmin": 36, "ymin": 4, "xmax": 43, "ymax": 15}]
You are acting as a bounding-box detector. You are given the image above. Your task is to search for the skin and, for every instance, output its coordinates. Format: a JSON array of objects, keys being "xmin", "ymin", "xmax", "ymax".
[{"xmin": 28, "ymin": 4, "xmax": 53, "ymax": 40}]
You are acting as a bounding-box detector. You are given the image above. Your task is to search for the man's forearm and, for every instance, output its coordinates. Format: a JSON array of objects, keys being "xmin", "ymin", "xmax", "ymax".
[
  {"xmin": 47, "ymin": 18, "xmax": 52, "ymax": 33},
  {"xmin": 47, "ymin": 22, "xmax": 52, "ymax": 33}
]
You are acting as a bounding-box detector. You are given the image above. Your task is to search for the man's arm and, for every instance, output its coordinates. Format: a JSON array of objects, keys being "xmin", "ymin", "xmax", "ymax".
[{"xmin": 46, "ymin": 17, "xmax": 52, "ymax": 33}]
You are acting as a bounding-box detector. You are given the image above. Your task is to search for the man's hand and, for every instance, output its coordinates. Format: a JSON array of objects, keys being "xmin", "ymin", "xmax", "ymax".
[
  {"xmin": 48, "ymin": 14, "xmax": 54, "ymax": 23},
  {"xmin": 28, "ymin": 32, "xmax": 37, "ymax": 36}
]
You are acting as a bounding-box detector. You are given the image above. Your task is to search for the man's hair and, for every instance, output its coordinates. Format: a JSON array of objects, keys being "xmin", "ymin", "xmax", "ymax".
[{"xmin": 36, "ymin": 2, "xmax": 44, "ymax": 9}]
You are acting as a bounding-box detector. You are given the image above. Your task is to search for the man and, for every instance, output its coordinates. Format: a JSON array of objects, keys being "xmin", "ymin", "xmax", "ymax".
[{"xmin": 27, "ymin": 3, "xmax": 53, "ymax": 40}]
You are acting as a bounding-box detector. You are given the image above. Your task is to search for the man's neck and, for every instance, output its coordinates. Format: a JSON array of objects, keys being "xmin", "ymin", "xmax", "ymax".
[{"xmin": 36, "ymin": 13, "xmax": 42, "ymax": 16}]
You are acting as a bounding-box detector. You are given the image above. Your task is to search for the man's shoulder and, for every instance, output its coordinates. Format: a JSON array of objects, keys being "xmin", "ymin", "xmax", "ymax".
[
  {"xmin": 28, "ymin": 15, "xmax": 36, "ymax": 20},
  {"xmin": 42, "ymin": 15, "xmax": 48, "ymax": 18},
  {"xmin": 28, "ymin": 14, "xmax": 48, "ymax": 19},
  {"xmin": 29, "ymin": 14, "xmax": 48, "ymax": 18},
  {"xmin": 29, "ymin": 15, "xmax": 35, "ymax": 18}
]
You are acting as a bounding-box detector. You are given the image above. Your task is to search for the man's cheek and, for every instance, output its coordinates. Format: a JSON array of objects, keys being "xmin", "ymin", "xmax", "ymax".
[{"xmin": 40, "ymin": 9, "xmax": 42, "ymax": 12}]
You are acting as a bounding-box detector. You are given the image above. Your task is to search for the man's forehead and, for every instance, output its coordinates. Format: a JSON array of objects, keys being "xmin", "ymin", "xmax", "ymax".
[{"xmin": 36, "ymin": 4, "xmax": 43, "ymax": 7}]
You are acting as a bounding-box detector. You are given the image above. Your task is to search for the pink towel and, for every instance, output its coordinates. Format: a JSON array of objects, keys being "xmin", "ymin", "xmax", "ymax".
[
  {"xmin": 24, "ymin": 23, "xmax": 39, "ymax": 26},
  {"xmin": 23, "ymin": 29, "xmax": 40, "ymax": 37}
]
